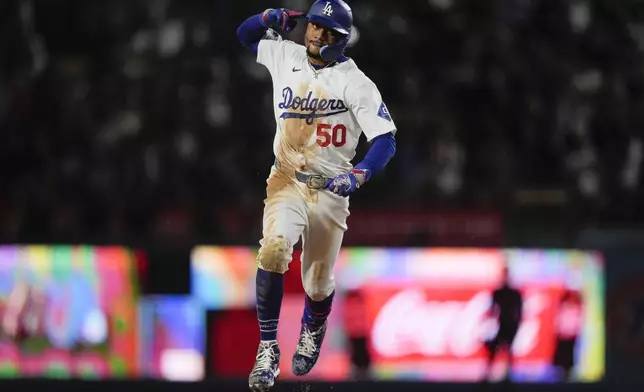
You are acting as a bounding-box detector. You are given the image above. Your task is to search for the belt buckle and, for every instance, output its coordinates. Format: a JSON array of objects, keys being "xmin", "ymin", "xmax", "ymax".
[{"xmin": 306, "ymin": 174, "xmax": 326, "ymax": 190}]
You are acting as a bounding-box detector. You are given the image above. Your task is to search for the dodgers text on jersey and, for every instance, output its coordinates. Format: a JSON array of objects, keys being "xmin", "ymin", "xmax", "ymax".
[{"xmin": 278, "ymin": 87, "xmax": 348, "ymax": 125}]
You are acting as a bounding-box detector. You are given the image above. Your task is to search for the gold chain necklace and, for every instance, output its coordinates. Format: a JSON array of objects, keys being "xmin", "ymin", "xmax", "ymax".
[{"xmin": 310, "ymin": 60, "xmax": 337, "ymax": 79}]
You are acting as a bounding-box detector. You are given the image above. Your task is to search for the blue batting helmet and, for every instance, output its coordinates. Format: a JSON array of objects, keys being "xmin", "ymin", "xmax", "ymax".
[{"xmin": 307, "ymin": 0, "xmax": 353, "ymax": 36}]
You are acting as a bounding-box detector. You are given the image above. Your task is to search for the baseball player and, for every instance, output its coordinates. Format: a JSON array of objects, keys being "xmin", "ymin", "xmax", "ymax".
[{"xmin": 237, "ymin": 1, "xmax": 397, "ymax": 390}]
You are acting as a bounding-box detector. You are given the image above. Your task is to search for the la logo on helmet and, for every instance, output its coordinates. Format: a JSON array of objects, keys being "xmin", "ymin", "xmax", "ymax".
[{"xmin": 322, "ymin": 1, "xmax": 334, "ymax": 16}]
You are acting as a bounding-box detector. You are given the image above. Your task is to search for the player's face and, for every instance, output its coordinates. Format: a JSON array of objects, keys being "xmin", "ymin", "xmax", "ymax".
[{"xmin": 305, "ymin": 22, "xmax": 339, "ymax": 61}]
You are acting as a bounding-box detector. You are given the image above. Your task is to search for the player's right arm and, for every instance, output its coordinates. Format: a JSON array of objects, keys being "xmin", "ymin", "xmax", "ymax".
[
  {"xmin": 236, "ymin": 9, "xmax": 304, "ymax": 53},
  {"xmin": 236, "ymin": 13, "xmax": 268, "ymax": 53}
]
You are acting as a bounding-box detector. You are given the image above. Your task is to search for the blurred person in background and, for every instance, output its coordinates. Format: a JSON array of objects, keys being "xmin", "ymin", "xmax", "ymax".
[
  {"xmin": 342, "ymin": 289, "xmax": 371, "ymax": 380},
  {"xmin": 2, "ymin": 280, "xmax": 31, "ymax": 340},
  {"xmin": 552, "ymin": 288, "xmax": 584, "ymax": 381},
  {"xmin": 2, "ymin": 278, "xmax": 46, "ymax": 342},
  {"xmin": 484, "ymin": 264, "xmax": 523, "ymax": 382}
]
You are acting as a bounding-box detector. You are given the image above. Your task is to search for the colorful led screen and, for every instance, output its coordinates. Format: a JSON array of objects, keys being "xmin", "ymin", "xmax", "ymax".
[
  {"xmin": 192, "ymin": 247, "xmax": 604, "ymax": 382},
  {"xmin": 0, "ymin": 246, "xmax": 139, "ymax": 378},
  {"xmin": 138, "ymin": 295, "xmax": 205, "ymax": 381}
]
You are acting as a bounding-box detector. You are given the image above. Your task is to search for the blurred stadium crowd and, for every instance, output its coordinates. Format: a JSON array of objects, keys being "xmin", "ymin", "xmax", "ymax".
[{"xmin": 1, "ymin": 0, "xmax": 644, "ymax": 242}]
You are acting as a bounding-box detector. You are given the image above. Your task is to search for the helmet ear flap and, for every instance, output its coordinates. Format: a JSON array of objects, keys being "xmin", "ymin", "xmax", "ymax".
[
  {"xmin": 319, "ymin": 35, "xmax": 349, "ymax": 62},
  {"xmin": 331, "ymin": 29, "xmax": 347, "ymax": 42}
]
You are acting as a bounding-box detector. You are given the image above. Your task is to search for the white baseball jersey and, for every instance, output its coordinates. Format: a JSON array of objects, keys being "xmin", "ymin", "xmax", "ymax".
[{"xmin": 257, "ymin": 33, "xmax": 397, "ymax": 179}]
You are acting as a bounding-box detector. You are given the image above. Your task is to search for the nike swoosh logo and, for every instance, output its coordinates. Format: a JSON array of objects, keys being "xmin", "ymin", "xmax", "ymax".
[{"xmin": 292, "ymin": 67, "xmax": 302, "ymax": 72}]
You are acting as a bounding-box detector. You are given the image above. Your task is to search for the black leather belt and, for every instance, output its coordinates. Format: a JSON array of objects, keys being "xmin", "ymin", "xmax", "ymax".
[{"xmin": 275, "ymin": 160, "xmax": 330, "ymax": 190}]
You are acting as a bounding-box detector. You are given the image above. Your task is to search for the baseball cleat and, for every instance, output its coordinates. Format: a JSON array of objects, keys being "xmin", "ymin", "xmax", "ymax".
[
  {"xmin": 292, "ymin": 321, "xmax": 327, "ymax": 376},
  {"xmin": 249, "ymin": 341, "xmax": 281, "ymax": 391}
]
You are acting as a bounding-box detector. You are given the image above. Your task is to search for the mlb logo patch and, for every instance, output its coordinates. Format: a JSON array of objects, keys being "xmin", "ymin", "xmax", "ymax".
[{"xmin": 377, "ymin": 102, "xmax": 392, "ymax": 122}]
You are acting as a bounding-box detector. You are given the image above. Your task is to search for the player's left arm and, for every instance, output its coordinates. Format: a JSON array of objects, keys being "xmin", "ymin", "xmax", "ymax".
[{"xmin": 325, "ymin": 81, "xmax": 397, "ymax": 197}]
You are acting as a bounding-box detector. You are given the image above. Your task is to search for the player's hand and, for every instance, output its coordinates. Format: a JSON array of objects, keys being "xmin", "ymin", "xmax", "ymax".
[
  {"xmin": 324, "ymin": 169, "xmax": 370, "ymax": 197},
  {"xmin": 261, "ymin": 8, "xmax": 305, "ymax": 33}
]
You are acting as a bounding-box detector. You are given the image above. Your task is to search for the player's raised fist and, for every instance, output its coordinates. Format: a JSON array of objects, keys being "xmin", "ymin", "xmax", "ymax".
[{"xmin": 261, "ymin": 8, "xmax": 305, "ymax": 33}]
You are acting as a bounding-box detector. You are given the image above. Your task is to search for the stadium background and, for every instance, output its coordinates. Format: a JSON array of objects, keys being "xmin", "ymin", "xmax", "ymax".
[{"xmin": 2, "ymin": 0, "xmax": 644, "ymax": 391}]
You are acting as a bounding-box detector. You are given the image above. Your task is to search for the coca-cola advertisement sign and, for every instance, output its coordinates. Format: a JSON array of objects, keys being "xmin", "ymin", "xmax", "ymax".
[
  {"xmin": 194, "ymin": 246, "xmax": 605, "ymax": 382},
  {"xmin": 364, "ymin": 285, "xmax": 563, "ymax": 364}
]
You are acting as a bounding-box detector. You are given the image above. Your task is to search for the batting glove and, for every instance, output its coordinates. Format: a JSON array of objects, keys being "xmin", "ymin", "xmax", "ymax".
[
  {"xmin": 261, "ymin": 8, "xmax": 305, "ymax": 33},
  {"xmin": 324, "ymin": 169, "xmax": 370, "ymax": 197}
]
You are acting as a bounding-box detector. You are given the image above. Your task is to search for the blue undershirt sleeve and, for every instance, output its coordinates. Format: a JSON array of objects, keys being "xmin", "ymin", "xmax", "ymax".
[{"xmin": 236, "ymin": 14, "xmax": 268, "ymax": 53}]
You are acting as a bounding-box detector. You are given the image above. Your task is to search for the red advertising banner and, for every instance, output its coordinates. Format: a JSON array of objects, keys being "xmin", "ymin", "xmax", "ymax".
[
  {"xmin": 344, "ymin": 210, "xmax": 503, "ymax": 246},
  {"xmin": 362, "ymin": 283, "xmax": 565, "ymax": 366}
]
